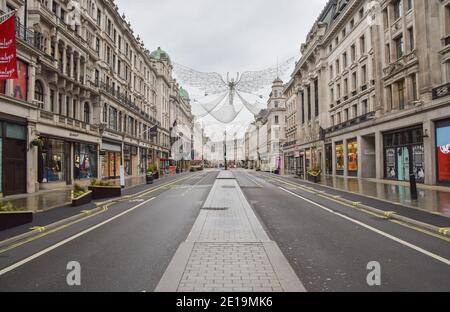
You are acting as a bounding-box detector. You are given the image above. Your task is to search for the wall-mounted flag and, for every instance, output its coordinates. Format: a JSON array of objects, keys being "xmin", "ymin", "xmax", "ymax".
[{"xmin": 0, "ymin": 11, "xmax": 17, "ymax": 80}]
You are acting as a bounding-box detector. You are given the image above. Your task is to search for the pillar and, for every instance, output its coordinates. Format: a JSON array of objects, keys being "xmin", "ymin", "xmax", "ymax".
[
  {"xmin": 423, "ymin": 120, "xmax": 435, "ymax": 185},
  {"xmin": 375, "ymin": 131, "xmax": 384, "ymax": 180},
  {"xmin": 27, "ymin": 124, "xmax": 39, "ymax": 193},
  {"xmin": 343, "ymin": 138, "xmax": 349, "ymax": 177}
]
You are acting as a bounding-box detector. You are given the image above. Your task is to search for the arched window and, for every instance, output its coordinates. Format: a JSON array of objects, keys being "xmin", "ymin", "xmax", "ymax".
[
  {"xmin": 84, "ymin": 102, "xmax": 90, "ymax": 123},
  {"xmin": 35, "ymin": 80, "xmax": 44, "ymax": 103}
]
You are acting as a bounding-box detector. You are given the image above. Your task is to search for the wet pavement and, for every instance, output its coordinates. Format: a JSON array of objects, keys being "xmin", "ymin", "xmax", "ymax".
[
  {"xmin": 289, "ymin": 175, "xmax": 450, "ymax": 218},
  {"xmin": 0, "ymin": 174, "xmax": 178, "ymax": 213}
]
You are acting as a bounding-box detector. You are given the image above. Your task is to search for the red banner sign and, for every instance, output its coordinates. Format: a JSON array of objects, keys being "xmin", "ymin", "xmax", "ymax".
[{"xmin": 0, "ymin": 14, "xmax": 18, "ymax": 80}]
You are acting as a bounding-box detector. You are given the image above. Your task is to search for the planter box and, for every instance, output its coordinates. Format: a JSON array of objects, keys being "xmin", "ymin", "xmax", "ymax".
[
  {"xmin": 0, "ymin": 211, "xmax": 33, "ymax": 231},
  {"xmin": 146, "ymin": 175, "xmax": 154, "ymax": 184},
  {"xmin": 307, "ymin": 174, "xmax": 321, "ymax": 183},
  {"xmin": 88, "ymin": 186, "xmax": 122, "ymax": 200},
  {"xmin": 72, "ymin": 191, "xmax": 93, "ymax": 207}
]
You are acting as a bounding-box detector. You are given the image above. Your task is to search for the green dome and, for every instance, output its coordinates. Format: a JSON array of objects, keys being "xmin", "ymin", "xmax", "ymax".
[
  {"xmin": 179, "ymin": 87, "xmax": 189, "ymax": 99},
  {"xmin": 150, "ymin": 47, "xmax": 171, "ymax": 64}
]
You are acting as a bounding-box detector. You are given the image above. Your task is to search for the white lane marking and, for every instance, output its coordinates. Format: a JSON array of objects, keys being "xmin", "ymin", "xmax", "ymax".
[
  {"xmin": 279, "ymin": 187, "xmax": 450, "ymax": 266},
  {"xmin": 0, "ymin": 197, "xmax": 156, "ymax": 277}
]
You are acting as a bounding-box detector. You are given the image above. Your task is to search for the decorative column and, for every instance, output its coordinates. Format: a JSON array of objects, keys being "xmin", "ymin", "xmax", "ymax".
[
  {"xmin": 27, "ymin": 63, "xmax": 37, "ymax": 103},
  {"xmin": 375, "ymin": 131, "xmax": 384, "ymax": 180},
  {"xmin": 27, "ymin": 123, "xmax": 39, "ymax": 194}
]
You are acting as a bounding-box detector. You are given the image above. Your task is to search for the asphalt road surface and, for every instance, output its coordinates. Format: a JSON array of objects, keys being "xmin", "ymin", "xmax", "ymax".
[
  {"xmin": 0, "ymin": 171, "xmax": 218, "ymax": 291},
  {"xmin": 234, "ymin": 170, "xmax": 450, "ymax": 292},
  {"xmin": 0, "ymin": 169, "xmax": 448, "ymax": 292}
]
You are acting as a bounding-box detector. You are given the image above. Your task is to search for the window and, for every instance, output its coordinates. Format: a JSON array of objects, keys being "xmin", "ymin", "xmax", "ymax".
[
  {"xmin": 361, "ymin": 65, "xmax": 367, "ymax": 85},
  {"xmin": 314, "ymin": 79, "xmax": 319, "ymax": 117},
  {"xmin": 344, "ymin": 108, "xmax": 349, "ymax": 121},
  {"xmin": 352, "ymin": 72, "xmax": 357, "ymax": 91},
  {"xmin": 351, "ymin": 44, "xmax": 356, "ymax": 62},
  {"xmin": 73, "ymin": 99, "xmax": 77, "ymax": 119},
  {"xmin": 109, "ymin": 107, "xmax": 118, "ymax": 131},
  {"xmin": 343, "ymin": 52, "xmax": 347, "ymax": 68},
  {"xmin": 394, "ymin": 0, "xmax": 403, "ymax": 20},
  {"xmin": 344, "ymin": 78, "xmax": 348, "ymax": 95},
  {"xmin": 360, "ymin": 35, "xmax": 366, "ymax": 54},
  {"xmin": 274, "ymin": 101, "xmax": 279, "ymax": 108},
  {"xmin": 96, "ymin": 9, "xmax": 101, "ymax": 26},
  {"xmin": 336, "ymin": 59, "xmax": 340, "ymax": 74},
  {"xmin": 350, "ymin": 18, "xmax": 355, "ymax": 29},
  {"xmin": 352, "ymin": 104, "xmax": 358, "ymax": 118},
  {"xmin": 50, "ymin": 90, "xmax": 55, "ymax": 112},
  {"xmin": 103, "ymin": 104, "xmax": 108, "ymax": 123},
  {"xmin": 359, "ymin": 7, "xmax": 364, "ymax": 20},
  {"xmin": 307, "ymin": 85, "xmax": 311, "ymax": 121},
  {"xmin": 398, "ymin": 79, "xmax": 406, "ymax": 109},
  {"xmin": 386, "ymin": 43, "xmax": 391, "ymax": 63},
  {"xmin": 330, "ymin": 65, "xmax": 334, "ymax": 79},
  {"xmin": 58, "ymin": 93, "xmax": 63, "ymax": 115},
  {"xmin": 411, "ymin": 74, "xmax": 418, "ymax": 101},
  {"xmin": 84, "ymin": 103, "xmax": 90, "ymax": 123},
  {"xmin": 407, "ymin": 0, "xmax": 413, "ymax": 11},
  {"xmin": 35, "ymin": 80, "xmax": 44, "ymax": 103},
  {"xmin": 274, "ymin": 116, "xmax": 279, "ymax": 125},
  {"xmin": 408, "ymin": 27, "xmax": 415, "ymax": 51},
  {"xmin": 301, "ymin": 92, "xmax": 305, "ymax": 124},
  {"xmin": 362, "ymin": 99, "xmax": 368, "ymax": 115},
  {"xmin": 395, "ymin": 35, "xmax": 404, "ymax": 59},
  {"xmin": 446, "ymin": 5, "xmax": 450, "ymax": 37},
  {"xmin": 66, "ymin": 96, "xmax": 70, "ymax": 117}
]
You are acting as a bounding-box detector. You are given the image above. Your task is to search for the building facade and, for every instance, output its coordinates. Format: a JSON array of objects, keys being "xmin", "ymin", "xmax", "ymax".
[
  {"xmin": 282, "ymin": 0, "xmax": 450, "ymax": 186},
  {"xmin": 0, "ymin": 0, "xmax": 193, "ymax": 196}
]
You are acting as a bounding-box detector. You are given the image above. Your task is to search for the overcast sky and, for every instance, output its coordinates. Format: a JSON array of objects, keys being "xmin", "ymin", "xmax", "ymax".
[{"xmin": 116, "ymin": 0, "xmax": 328, "ymax": 139}]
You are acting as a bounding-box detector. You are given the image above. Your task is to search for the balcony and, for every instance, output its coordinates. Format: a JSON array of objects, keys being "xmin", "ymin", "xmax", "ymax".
[
  {"xmin": 325, "ymin": 111, "xmax": 375, "ymax": 135},
  {"xmin": 0, "ymin": 10, "xmax": 43, "ymax": 52},
  {"xmin": 432, "ymin": 82, "xmax": 450, "ymax": 100}
]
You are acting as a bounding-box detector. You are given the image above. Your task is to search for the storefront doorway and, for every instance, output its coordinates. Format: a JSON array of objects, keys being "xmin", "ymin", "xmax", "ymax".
[
  {"xmin": 101, "ymin": 141, "xmax": 122, "ymax": 179},
  {"xmin": 1, "ymin": 121, "xmax": 27, "ymax": 196},
  {"xmin": 383, "ymin": 126, "xmax": 425, "ymax": 183}
]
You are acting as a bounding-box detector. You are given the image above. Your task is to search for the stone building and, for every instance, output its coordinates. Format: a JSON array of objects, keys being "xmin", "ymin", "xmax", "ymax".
[
  {"xmin": 0, "ymin": 0, "xmax": 193, "ymax": 196},
  {"xmin": 282, "ymin": 0, "xmax": 450, "ymax": 186}
]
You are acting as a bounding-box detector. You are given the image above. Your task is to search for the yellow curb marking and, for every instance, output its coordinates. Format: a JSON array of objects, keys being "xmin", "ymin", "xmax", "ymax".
[{"xmin": 439, "ymin": 228, "xmax": 450, "ymax": 236}]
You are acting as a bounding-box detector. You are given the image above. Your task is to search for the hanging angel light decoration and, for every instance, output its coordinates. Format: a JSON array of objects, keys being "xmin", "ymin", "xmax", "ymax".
[{"xmin": 173, "ymin": 57, "xmax": 295, "ymax": 123}]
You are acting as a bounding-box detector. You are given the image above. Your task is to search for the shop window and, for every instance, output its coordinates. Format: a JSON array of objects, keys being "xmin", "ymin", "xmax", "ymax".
[
  {"xmin": 74, "ymin": 143, "xmax": 98, "ymax": 180},
  {"xmin": 39, "ymin": 138, "xmax": 67, "ymax": 183},
  {"xmin": 348, "ymin": 140, "xmax": 358, "ymax": 175},
  {"xmin": 436, "ymin": 119, "xmax": 450, "ymax": 184},
  {"xmin": 336, "ymin": 142, "xmax": 344, "ymax": 173}
]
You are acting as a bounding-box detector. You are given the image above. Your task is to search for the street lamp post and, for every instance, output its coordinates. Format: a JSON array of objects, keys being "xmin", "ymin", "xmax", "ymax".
[{"xmin": 224, "ymin": 131, "xmax": 228, "ymax": 171}]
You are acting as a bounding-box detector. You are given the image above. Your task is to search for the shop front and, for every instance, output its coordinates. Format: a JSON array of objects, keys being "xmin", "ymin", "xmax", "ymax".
[
  {"xmin": 383, "ymin": 126, "xmax": 425, "ymax": 183},
  {"xmin": 74, "ymin": 143, "xmax": 98, "ymax": 180},
  {"xmin": 101, "ymin": 141, "xmax": 122, "ymax": 179},
  {"xmin": 335, "ymin": 142, "xmax": 345, "ymax": 176},
  {"xmin": 38, "ymin": 137, "xmax": 70, "ymax": 185},
  {"xmin": 0, "ymin": 118, "xmax": 27, "ymax": 196},
  {"xmin": 436, "ymin": 119, "xmax": 450, "ymax": 185},
  {"xmin": 347, "ymin": 139, "xmax": 358, "ymax": 177},
  {"xmin": 123, "ymin": 145, "xmax": 138, "ymax": 176}
]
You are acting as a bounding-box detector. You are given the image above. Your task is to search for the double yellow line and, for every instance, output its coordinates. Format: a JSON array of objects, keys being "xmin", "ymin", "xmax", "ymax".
[
  {"xmin": 0, "ymin": 173, "xmax": 200, "ymax": 254},
  {"xmin": 256, "ymin": 173, "xmax": 450, "ymax": 243}
]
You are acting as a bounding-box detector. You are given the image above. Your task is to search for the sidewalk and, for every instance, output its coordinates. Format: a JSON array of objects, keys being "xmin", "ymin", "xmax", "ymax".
[
  {"xmin": 156, "ymin": 171, "xmax": 305, "ymax": 292},
  {"xmin": 285, "ymin": 174, "xmax": 450, "ymax": 218},
  {"xmin": 0, "ymin": 174, "xmax": 178, "ymax": 213}
]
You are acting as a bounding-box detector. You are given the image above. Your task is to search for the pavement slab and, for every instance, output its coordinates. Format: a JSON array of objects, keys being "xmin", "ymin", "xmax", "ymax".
[{"xmin": 155, "ymin": 172, "xmax": 305, "ymax": 292}]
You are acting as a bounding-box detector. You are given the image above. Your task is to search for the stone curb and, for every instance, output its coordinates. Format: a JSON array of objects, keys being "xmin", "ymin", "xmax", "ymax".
[{"xmin": 320, "ymin": 192, "xmax": 450, "ymax": 238}]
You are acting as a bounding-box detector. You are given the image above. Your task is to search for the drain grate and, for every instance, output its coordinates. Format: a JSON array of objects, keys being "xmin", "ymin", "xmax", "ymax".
[
  {"xmin": 202, "ymin": 207, "xmax": 230, "ymax": 211},
  {"xmin": 221, "ymin": 185, "xmax": 236, "ymax": 189}
]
